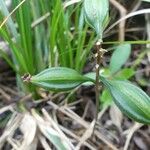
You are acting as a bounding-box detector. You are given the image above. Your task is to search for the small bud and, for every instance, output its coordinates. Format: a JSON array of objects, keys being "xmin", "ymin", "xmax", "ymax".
[
  {"xmin": 22, "ymin": 73, "xmax": 31, "ymax": 82},
  {"xmin": 95, "ymin": 64, "xmax": 99, "ymax": 69}
]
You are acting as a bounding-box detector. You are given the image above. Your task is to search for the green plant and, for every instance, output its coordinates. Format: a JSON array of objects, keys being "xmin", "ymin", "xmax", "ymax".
[
  {"xmin": 0, "ymin": 0, "xmax": 95, "ymax": 96},
  {"xmin": 0, "ymin": 0, "xmax": 150, "ymax": 149},
  {"xmin": 0, "ymin": 0, "xmax": 150, "ymax": 130},
  {"xmin": 20, "ymin": 0, "xmax": 150, "ymax": 126},
  {"xmin": 25, "ymin": 67, "xmax": 92, "ymax": 91}
]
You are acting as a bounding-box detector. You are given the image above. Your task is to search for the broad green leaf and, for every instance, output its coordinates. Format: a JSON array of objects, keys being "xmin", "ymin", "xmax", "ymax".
[
  {"xmin": 100, "ymin": 68, "xmax": 111, "ymax": 78},
  {"xmin": 100, "ymin": 89, "xmax": 113, "ymax": 108},
  {"xmin": 83, "ymin": 0, "xmax": 109, "ymax": 38},
  {"xmin": 30, "ymin": 67, "xmax": 92, "ymax": 91},
  {"xmin": 109, "ymin": 44, "xmax": 131, "ymax": 74},
  {"xmin": 83, "ymin": 72, "xmax": 95, "ymax": 86},
  {"xmin": 101, "ymin": 77, "xmax": 150, "ymax": 124},
  {"xmin": 115, "ymin": 68, "xmax": 135, "ymax": 80}
]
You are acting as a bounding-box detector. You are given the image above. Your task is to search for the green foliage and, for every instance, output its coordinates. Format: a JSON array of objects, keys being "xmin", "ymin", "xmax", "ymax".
[
  {"xmin": 100, "ymin": 68, "xmax": 135, "ymax": 108},
  {"xmin": 0, "ymin": 0, "xmax": 95, "ymax": 94},
  {"xmin": 101, "ymin": 89, "xmax": 112, "ymax": 108},
  {"xmin": 30, "ymin": 67, "xmax": 92, "ymax": 91},
  {"xmin": 83, "ymin": 0, "xmax": 109, "ymax": 38},
  {"xmin": 83, "ymin": 72, "xmax": 96, "ymax": 86},
  {"xmin": 0, "ymin": 0, "xmax": 150, "ymax": 125},
  {"xmin": 101, "ymin": 76, "xmax": 150, "ymax": 124},
  {"xmin": 100, "ymin": 44, "xmax": 133, "ymax": 108},
  {"xmin": 114, "ymin": 68, "xmax": 135, "ymax": 80},
  {"xmin": 109, "ymin": 44, "xmax": 131, "ymax": 74}
]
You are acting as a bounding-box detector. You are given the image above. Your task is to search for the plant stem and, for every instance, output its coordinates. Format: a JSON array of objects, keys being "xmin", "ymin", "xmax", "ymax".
[
  {"xmin": 95, "ymin": 40, "xmax": 102, "ymax": 121},
  {"xmin": 92, "ymin": 39, "xmax": 102, "ymax": 136}
]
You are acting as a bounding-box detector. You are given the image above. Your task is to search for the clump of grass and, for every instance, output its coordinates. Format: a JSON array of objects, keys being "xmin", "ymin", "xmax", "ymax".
[{"xmin": 0, "ymin": 0, "xmax": 95, "ymax": 96}]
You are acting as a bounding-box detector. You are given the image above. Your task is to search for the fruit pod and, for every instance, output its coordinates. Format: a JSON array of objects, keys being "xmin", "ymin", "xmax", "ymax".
[
  {"xmin": 29, "ymin": 67, "xmax": 92, "ymax": 91},
  {"xmin": 83, "ymin": 0, "xmax": 109, "ymax": 38},
  {"xmin": 101, "ymin": 77, "xmax": 150, "ymax": 124}
]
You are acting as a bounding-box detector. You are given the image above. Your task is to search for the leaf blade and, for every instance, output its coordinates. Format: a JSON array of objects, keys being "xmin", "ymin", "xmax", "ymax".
[
  {"xmin": 109, "ymin": 44, "xmax": 131, "ymax": 74},
  {"xmin": 30, "ymin": 67, "xmax": 92, "ymax": 91},
  {"xmin": 83, "ymin": 0, "xmax": 109, "ymax": 38},
  {"xmin": 101, "ymin": 77, "xmax": 150, "ymax": 124}
]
